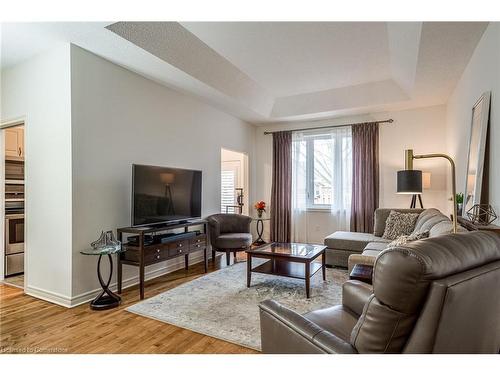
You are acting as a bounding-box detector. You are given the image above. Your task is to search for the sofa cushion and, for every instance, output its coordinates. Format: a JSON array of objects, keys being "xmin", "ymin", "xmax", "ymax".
[
  {"xmin": 382, "ymin": 211, "xmax": 420, "ymax": 240},
  {"xmin": 363, "ymin": 241, "xmax": 389, "ymax": 253},
  {"xmin": 324, "ymin": 231, "xmax": 388, "ymax": 252},
  {"xmin": 214, "ymin": 233, "xmax": 252, "ymax": 249}
]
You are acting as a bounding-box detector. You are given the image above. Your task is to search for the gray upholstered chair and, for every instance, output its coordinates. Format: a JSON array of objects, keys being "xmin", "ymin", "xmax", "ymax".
[{"xmin": 206, "ymin": 214, "xmax": 253, "ymax": 265}]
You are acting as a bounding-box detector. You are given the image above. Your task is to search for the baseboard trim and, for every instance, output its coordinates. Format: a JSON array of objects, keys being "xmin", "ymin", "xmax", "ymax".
[
  {"xmin": 68, "ymin": 253, "xmax": 206, "ymax": 308},
  {"xmin": 25, "ymin": 285, "xmax": 73, "ymax": 308}
]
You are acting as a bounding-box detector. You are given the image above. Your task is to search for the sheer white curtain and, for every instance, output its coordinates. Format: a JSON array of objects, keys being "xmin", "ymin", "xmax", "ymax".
[
  {"xmin": 291, "ymin": 131, "xmax": 308, "ymax": 242},
  {"xmin": 329, "ymin": 126, "xmax": 352, "ymax": 231},
  {"xmin": 291, "ymin": 127, "xmax": 352, "ymax": 243}
]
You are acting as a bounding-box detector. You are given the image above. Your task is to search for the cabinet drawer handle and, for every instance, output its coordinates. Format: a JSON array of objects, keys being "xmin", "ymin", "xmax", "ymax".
[
  {"xmin": 196, "ymin": 239, "xmax": 201, "ymax": 243},
  {"xmin": 195, "ymin": 244, "xmax": 200, "ymax": 248},
  {"xmin": 178, "ymin": 243, "xmax": 183, "ymax": 247},
  {"xmin": 156, "ymin": 249, "xmax": 160, "ymax": 253},
  {"xmin": 156, "ymin": 255, "xmax": 160, "ymax": 260},
  {"xmin": 178, "ymin": 249, "xmax": 182, "ymax": 253},
  {"xmin": 18, "ymin": 147, "xmax": 22, "ymax": 156}
]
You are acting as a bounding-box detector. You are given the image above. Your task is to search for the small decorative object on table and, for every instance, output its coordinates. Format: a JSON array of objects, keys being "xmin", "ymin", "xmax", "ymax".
[
  {"xmin": 254, "ymin": 200, "xmax": 266, "ymax": 218},
  {"xmin": 350, "ymin": 264, "xmax": 373, "ymax": 284},
  {"xmin": 81, "ymin": 230, "xmax": 123, "ymax": 310},
  {"xmin": 456, "ymin": 193, "xmax": 464, "ymax": 216},
  {"xmin": 467, "ymin": 204, "xmax": 498, "ymax": 225}
]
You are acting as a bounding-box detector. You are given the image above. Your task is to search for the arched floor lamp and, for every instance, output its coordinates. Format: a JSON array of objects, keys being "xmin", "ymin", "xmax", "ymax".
[{"xmin": 397, "ymin": 149, "xmax": 457, "ymax": 233}]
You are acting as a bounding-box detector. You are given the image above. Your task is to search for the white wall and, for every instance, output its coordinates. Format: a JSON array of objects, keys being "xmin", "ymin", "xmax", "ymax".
[
  {"xmin": 446, "ymin": 22, "xmax": 500, "ymax": 224},
  {"xmin": 1, "ymin": 45, "xmax": 74, "ymax": 302},
  {"xmin": 70, "ymin": 45, "xmax": 256, "ymax": 301},
  {"xmin": 255, "ymin": 105, "xmax": 448, "ymax": 243}
]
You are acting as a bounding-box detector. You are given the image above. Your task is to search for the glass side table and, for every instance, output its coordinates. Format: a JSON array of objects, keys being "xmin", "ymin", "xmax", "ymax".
[
  {"xmin": 251, "ymin": 216, "xmax": 270, "ymax": 245},
  {"xmin": 80, "ymin": 244, "xmax": 124, "ymax": 310}
]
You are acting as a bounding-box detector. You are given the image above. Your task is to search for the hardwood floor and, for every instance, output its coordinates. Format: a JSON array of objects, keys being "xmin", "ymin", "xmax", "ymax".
[{"xmin": 0, "ymin": 254, "xmax": 256, "ymax": 354}]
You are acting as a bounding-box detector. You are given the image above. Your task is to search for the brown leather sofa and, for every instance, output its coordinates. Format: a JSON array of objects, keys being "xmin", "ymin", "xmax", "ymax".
[{"xmin": 259, "ymin": 231, "xmax": 500, "ymax": 353}]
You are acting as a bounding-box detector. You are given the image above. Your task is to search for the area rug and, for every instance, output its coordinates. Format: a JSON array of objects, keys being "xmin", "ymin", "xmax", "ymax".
[{"xmin": 126, "ymin": 260, "xmax": 348, "ymax": 351}]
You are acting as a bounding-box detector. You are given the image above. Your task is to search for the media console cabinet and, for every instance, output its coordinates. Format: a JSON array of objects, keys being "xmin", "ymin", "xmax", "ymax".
[{"xmin": 117, "ymin": 219, "xmax": 208, "ymax": 299}]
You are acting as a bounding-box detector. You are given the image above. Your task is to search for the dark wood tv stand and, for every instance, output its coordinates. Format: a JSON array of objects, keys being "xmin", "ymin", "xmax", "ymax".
[{"xmin": 117, "ymin": 219, "xmax": 209, "ymax": 299}]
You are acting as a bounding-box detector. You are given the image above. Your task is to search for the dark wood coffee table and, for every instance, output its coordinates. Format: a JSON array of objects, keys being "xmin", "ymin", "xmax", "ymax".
[{"xmin": 245, "ymin": 242, "xmax": 326, "ymax": 298}]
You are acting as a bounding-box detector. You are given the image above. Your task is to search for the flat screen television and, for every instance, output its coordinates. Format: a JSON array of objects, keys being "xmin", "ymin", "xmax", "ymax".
[{"xmin": 132, "ymin": 164, "xmax": 202, "ymax": 226}]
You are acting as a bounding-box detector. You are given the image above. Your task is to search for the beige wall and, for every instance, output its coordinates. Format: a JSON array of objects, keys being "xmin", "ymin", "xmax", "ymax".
[
  {"xmin": 255, "ymin": 105, "xmax": 448, "ymax": 243},
  {"xmin": 446, "ymin": 22, "xmax": 500, "ymax": 224}
]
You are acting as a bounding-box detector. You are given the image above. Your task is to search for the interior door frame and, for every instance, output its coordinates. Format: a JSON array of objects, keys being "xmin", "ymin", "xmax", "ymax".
[
  {"xmin": 0, "ymin": 117, "xmax": 26, "ymax": 287},
  {"xmin": 220, "ymin": 147, "xmax": 250, "ymax": 215}
]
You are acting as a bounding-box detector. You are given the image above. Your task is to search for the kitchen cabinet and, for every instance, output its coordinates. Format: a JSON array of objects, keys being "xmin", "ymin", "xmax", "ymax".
[{"xmin": 5, "ymin": 127, "xmax": 24, "ymax": 161}]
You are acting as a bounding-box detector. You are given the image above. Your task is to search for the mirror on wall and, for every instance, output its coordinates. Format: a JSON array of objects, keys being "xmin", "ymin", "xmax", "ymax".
[{"xmin": 463, "ymin": 91, "xmax": 491, "ymax": 217}]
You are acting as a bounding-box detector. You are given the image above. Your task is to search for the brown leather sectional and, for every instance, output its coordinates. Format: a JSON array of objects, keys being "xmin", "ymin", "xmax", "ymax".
[{"xmin": 259, "ymin": 231, "xmax": 500, "ymax": 353}]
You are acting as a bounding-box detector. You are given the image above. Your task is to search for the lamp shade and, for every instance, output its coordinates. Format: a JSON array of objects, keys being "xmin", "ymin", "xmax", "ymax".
[{"xmin": 397, "ymin": 170, "xmax": 422, "ymax": 194}]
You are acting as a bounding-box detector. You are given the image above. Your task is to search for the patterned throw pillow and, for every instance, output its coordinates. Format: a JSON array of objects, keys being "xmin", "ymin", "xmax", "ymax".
[
  {"xmin": 382, "ymin": 210, "xmax": 420, "ymax": 240},
  {"xmin": 388, "ymin": 229, "xmax": 430, "ymax": 247}
]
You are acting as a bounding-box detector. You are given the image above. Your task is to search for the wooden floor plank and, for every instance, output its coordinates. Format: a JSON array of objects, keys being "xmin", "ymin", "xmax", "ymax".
[{"xmin": 0, "ymin": 254, "xmax": 256, "ymax": 354}]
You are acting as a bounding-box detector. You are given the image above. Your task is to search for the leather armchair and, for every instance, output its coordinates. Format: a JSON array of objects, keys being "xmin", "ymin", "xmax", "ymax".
[
  {"xmin": 207, "ymin": 214, "xmax": 253, "ymax": 265},
  {"xmin": 259, "ymin": 231, "xmax": 500, "ymax": 353}
]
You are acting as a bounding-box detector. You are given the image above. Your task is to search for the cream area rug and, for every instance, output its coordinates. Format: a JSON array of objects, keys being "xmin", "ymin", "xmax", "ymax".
[{"xmin": 127, "ymin": 260, "xmax": 348, "ymax": 351}]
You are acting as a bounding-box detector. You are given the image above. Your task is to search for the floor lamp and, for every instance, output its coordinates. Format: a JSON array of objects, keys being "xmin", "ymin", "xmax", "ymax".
[{"xmin": 397, "ymin": 149, "xmax": 457, "ymax": 233}]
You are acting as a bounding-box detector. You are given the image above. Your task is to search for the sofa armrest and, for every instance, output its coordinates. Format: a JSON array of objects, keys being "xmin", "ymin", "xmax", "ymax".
[
  {"xmin": 259, "ymin": 300, "xmax": 357, "ymax": 354},
  {"xmin": 342, "ymin": 280, "xmax": 373, "ymax": 316}
]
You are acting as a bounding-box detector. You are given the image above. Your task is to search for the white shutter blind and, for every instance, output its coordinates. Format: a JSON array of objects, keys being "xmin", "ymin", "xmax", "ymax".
[{"xmin": 221, "ymin": 170, "xmax": 236, "ymax": 213}]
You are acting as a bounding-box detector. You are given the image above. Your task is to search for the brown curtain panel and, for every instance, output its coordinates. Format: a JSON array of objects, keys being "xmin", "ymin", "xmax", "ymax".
[
  {"xmin": 351, "ymin": 122, "xmax": 379, "ymax": 233},
  {"xmin": 270, "ymin": 131, "xmax": 292, "ymax": 242}
]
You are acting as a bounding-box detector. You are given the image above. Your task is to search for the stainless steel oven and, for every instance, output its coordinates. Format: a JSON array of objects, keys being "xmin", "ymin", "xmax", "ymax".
[
  {"xmin": 5, "ymin": 180, "xmax": 24, "ymax": 276},
  {"xmin": 5, "ymin": 214, "xmax": 24, "ymax": 276}
]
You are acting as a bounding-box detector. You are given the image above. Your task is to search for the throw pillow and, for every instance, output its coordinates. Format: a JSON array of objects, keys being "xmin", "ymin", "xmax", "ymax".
[
  {"xmin": 388, "ymin": 229, "xmax": 430, "ymax": 247},
  {"xmin": 382, "ymin": 210, "xmax": 420, "ymax": 240}
]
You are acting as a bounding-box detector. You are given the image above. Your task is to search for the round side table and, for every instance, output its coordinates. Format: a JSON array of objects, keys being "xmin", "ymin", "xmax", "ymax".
[
  {"xmin": 80, "ymin": 245, "xmax": 124, "ymax": 310},
  {"xmin": 252, "ymin": 217, "xmax": 270, "ymax": 245}
]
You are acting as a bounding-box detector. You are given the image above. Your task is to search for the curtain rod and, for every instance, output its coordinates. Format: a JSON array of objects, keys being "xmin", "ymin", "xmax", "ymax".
[{"xmin": 263, "ymin": 118, "xmax": 394, "ymax": 135}]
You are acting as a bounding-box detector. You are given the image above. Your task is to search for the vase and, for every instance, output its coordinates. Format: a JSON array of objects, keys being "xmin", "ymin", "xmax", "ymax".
[
  {"xmin": 257, "ymin": 210, "xmax": 263, "ymax": 218},
  {"xmin": 457, "ymin": 203, "xmax": 463, "ymax": 217}
]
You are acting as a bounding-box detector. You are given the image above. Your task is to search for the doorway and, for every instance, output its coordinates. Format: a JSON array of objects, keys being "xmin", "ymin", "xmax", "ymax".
[
  {"xmin": 1, "ymin": 120, "xmax": 25, "ymax": 290},
  {"xmin": 220, "ymin": 148, "xmax": 249, "ymax": 215}
]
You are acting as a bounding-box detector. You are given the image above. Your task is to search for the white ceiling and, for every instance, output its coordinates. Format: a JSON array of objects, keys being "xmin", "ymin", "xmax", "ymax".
[
  {"xmin": 181, "ymin": 22, "xmax": 392, "ymax": 97},
  {"xmin": 0, "ymin": 21, "xmax": 489, "ymax": 124}
]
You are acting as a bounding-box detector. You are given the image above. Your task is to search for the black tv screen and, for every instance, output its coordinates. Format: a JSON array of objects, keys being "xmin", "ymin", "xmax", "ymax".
[{"xmin": 132, "ymin": 164, "xmax": 202, "ymax": 226}]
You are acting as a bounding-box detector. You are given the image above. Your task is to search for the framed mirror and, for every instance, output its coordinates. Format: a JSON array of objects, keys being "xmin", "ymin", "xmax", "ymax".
[{"xmin": 463, "ymin": 91, "xmax": 491, "ymax": 217}]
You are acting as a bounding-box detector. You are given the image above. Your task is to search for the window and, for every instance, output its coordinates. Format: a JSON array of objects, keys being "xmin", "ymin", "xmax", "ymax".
[{"xmin": 292, "ymin": 127, "xmax": 352, "ymax": 210}]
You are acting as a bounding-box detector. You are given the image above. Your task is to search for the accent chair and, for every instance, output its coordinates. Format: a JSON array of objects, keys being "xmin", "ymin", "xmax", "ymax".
[{"xmin": 206, "ymin": 213, "xmax": 253, "ymax": 265}]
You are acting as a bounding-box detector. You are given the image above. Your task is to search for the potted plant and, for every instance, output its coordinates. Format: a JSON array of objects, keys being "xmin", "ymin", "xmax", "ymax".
[
  {"xmin": 254, "ymin": 201, "xmax": 266, "ymax": 218},
  {"xmin": 456, "ymin": 193, "xmax": 464, "ymax": 216}
]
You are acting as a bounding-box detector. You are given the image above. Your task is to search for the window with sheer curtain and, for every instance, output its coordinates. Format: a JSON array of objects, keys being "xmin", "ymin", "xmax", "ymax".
[{"xmin": 291, "ymin": 127, "xmax": 352, "ymax": 242}]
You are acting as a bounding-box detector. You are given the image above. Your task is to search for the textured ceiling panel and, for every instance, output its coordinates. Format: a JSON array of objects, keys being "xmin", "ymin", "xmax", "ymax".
[
  {"xmin": 106, "ymin": 22, "xmax": 274, "ymax": 117},
  {"xmin": 182, "ymin": 22, "xmax": 392, "ymax": 97}
]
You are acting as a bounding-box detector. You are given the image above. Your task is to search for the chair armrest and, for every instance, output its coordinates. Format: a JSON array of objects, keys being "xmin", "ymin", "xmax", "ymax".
[
  {"xmin": 342, "ymin": 280, "xmax": 373, "ymax": 316},
  {"xmin": 207, "ymin": 217, "xmax": 221, "ymax": 246},
  {"xmin": 259, "ymin": 300, "xmax": 357, "ymax": 354},
  {"xmin": 236, "ymin": 215, "xmax": 252, "ymax": 233}
]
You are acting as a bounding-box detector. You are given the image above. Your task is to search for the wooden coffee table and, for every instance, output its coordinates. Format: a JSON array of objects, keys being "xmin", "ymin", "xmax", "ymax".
[{"xmin": 245, "ymin": 242, "xmax": 327, "ymax": 298}]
